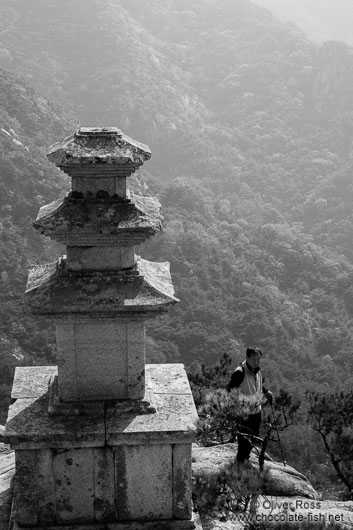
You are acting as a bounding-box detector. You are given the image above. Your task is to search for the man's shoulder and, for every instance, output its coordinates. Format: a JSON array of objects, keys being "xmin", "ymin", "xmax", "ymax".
[{"xmin": 227, "ymin": 365, "xmax": 245, "ymax": 391}]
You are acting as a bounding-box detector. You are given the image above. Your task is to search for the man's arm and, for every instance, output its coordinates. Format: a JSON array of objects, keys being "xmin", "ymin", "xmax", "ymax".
[
  {"xmin": 262, "ymin": 383, "xmax": 273, "ymax": 405},
  {"xmin": 226, "ymin": 367, "xmax": 244, "ymax": 392}
]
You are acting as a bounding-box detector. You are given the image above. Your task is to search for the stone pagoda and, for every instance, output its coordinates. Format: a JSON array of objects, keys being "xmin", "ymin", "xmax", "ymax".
[{"xmin": 5, "ymin": 127, "xmax": 201, "ymax": 529}]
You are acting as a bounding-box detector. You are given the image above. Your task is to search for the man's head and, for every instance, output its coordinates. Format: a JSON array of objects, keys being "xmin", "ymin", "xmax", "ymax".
[{"xmin": 246, "ymin": 346, "xmax": 262, "ymax": 372}]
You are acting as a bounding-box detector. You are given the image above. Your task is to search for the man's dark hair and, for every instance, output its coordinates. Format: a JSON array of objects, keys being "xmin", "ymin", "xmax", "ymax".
[{"xmin": 246, "ymin": 346, "xmax": 262, "ymax": 357}]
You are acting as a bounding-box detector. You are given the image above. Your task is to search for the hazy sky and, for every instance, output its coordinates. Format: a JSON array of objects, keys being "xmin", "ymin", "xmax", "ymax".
[{"xmin": 251, "ymin": 0, "xmax": 353, "ymax": 46}]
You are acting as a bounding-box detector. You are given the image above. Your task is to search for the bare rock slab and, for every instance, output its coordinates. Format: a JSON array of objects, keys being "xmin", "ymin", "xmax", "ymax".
[
  {"xmin": 192, "ymin": 443, "xmax": 317, "ymax": 499},
  {"xmin": 255, "ymin": 458, "xmax": 318, "ymax": 500},
  {"xmin": 256, "ymin": 496, "xmax": 353, "ymax": 527}
]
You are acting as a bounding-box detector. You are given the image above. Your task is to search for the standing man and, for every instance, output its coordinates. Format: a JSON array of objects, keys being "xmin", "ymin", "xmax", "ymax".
[{"xmin": 227, "ymin": 346, "xmax": 272, "ymax": 463}]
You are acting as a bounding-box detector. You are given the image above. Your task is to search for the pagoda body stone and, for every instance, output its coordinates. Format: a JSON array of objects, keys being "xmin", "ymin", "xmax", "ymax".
[
  {"xmin": 25, "ymin": 127, "xmax": 176, "ymax": 403},
  {"xmin": 5, "ymin": 127, "xmax": 201, "ymax": 530}
]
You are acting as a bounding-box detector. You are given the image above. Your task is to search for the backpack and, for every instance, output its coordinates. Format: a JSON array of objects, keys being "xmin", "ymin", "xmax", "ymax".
[{"xmin": 226, "ymin": 364, "xmax": 245, "ymax": 392}]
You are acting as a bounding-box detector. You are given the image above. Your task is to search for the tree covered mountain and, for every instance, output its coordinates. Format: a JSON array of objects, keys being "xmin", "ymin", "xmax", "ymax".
[
  {"xmin": 0, "ymin": 67, "xmax": 75, "ymax": 420},
  {"xmin": 252, "ymin": 0, "xmax": 353, "ymax": 46},
  {"xmin": 1, "ymin": 0, "xmax": 353, "ymax": 423}
]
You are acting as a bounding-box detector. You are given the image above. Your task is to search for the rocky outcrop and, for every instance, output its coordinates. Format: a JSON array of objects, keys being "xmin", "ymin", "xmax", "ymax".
[
  {"xmin": 256, "ymin": 458, "xmax": 317, "ymax": 499},
  {"xmin": 314, "ymin": 41, "xmax": 353, "ymax": 114},
  {"xmin": 192, "ymin": 443, "xmax": 317, "ymax": 499},
  {"xmin": 255, "ymin": 496, "xmax": 353, "ymax": 527},
  {"xmin": 192, "ymin": 443, "xmax": 353, "ymax": 528},
  {"xmin": 201, "ymin": 497, "xmax": 353, "ymax": 530}
]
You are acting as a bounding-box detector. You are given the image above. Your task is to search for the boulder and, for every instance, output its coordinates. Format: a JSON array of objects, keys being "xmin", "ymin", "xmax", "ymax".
[
  {"xmin": 192, "ymin": 444, "xmax": 353, "ymax": 528},
  {"xmin": 192, "ymin": 443, "xmax": 317, "ymax": 499},
  {"xmin": 252, "ymin": 457, "xmax": 318, "ymax": 500}
]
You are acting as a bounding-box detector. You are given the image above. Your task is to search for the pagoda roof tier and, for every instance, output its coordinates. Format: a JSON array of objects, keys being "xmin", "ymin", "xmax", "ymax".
[
  {"xmin": 47, "ymin": 127, "xmax": 151, "ymax": 177},
  {"xmin": 25, "ymin": 256, "xmax": 179, "ymax": 316},
  {"xmin": 33, "ymin": 191, "xmax": 162, "ymax": 246}
]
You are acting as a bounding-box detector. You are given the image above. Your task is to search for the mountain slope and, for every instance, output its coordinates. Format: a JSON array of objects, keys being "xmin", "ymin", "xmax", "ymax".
[
  {"xmin": 1, "ymin": 0, "xmax": 353, "ymax": 399},
  {"xmin": 0, "ymin": 67, "xmax": 75, "ymax": 421},
  {"xmin": 251, "ymin": 0, "xmax": 353, "ymax": 46}
]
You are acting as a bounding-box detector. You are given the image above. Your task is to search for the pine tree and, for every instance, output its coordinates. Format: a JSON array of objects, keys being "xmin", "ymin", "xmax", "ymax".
[{"xmin": 307, "ymin": 390, "xmax": 353, "ymax": 499}]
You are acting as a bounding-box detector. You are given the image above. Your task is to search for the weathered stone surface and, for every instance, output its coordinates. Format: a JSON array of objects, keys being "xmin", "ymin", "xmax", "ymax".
[
  {"xmin": 116, "ymin": 444, "xmax": 173, "ymax": 520},
  {"xmin": 10, "ymin": 517, "xmax": 106, "ymax": 530},
  {"xmin": 7, "ymin": 514, "xmax": 202, "ymax": 530},
  {"xmin": 56, "ymin": 319, "xmax": 145, "ymax": 401},
  {"xmin": 6, "ymin": 366, "xmax": 197, "ymax": 449},
  {"xmin": 173, "ymin": 444, "xmax": 193, "ymax": 519},
  {"xmin": 11, "ymin": 366, "xmax": 57, "ymax": 400},
  {"xmin": 256, "ymin": 458, "xmax": 318, "ymax": 499},
  {"xmin": 148, "ymin": 364, "xmax": 194, "ymax": 394},
  {"xmin": 196, "ymin": 461, "xmax": 353, "ymax": 529},
  {"xmin": 55, "ymin": 323, "xmax": 76, "ymax": 400},
  {"xmin": 0, "ymin": 450, "xmax": 14, "ymax": 530},
  {"xmin": 33, "ymin": 192, "xmax": 162, "ymax": 246},
  {"xmin": 47, "ymin": 127, "xmax": 151, "ymax": 178},
  {"xmin": 15, "ymin": 449, "xmax": 55, "ymax": 525},
  {"xmin": 192, "ymin": 444, "xmax": 317, "ymax": 500},
  {"xmin": 192, "ymin": 443, "xmax": 235, "ymax": 478},
  {"xmin": 53, "ymin": 449, "xmax": 95, "ymax": 523},
  {"xmin": 25, "ymin": 256, "xmax": 178, "ymax": 316},
  {"xmin": 13, "ymin": 447, "xmax": 116, "ymax": 526},
  {"xmin": 5, "ymin": 365, "xmax": 198, "ymax": 527},
  {"xmin": 126, "ymin": 321, "xmax": 146, "ymax": 400},
  {"xmin": 5, "ymin": 394, "xmax": 105, "ymax": 449},
  {"xmin": 255, "ymin": 496, "xmax": 353, "ymax": 527},
  {"xmin": 137, "ymin": 257, "xmax": 178, "ymax": 302},
  {"xmin": 48, "ymin": 376, "xmax": 105, "ymax": 417},
  {"xmin": 71, "ymin": 175, "xmax": 127, "ymax": 198},
  {"xmin": 66, "ymin": 246, "xmax": 135, "ymax": 271},
  {"xmin": 62, "ymin": 321, "xmax": 131, "ymax": 400},
  {"xmin": 0, "ymin": 451, "xmax": 15, "ymax": 485},
  {"xmin": 94, "ymin": 448, "xmax": 116, "ymax": 521},
  {"xmin": 106, "ymin": 365, "xmax": 198, "ymax": 446}
]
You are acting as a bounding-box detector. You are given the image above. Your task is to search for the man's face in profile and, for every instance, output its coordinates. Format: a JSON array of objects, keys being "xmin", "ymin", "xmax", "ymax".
[{"xmin": 246, "ymin": 352, "xmax": 261, "ymax": 372}]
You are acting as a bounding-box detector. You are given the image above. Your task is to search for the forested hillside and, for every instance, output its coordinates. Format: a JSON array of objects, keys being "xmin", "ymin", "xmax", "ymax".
[
  {"xmin": 252, "ymin": 0, "xmax": 353, "ymax": 46},
  {"xmin": 0, "ymin": 68, "xmax": 75, "ymax": 420},
  {"xmin": 1, "ymin": 0, "xmax": 353, "ymax": 427}
]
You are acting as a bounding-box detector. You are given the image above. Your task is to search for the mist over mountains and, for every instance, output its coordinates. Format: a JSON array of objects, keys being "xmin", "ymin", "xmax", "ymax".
[
  {"xmin": 1, "ymin": 0, "xmax": 353, "ymax": 426},
  {"xmin": 252, "ymin": 0, "xmax": 353, "ymax": 46}
]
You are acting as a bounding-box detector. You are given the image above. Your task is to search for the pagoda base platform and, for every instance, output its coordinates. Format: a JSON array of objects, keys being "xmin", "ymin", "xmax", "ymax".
[
  {"xmin": 5, "ymin": 364, "xmax": 199, "ymax": 529},
  {"xmin": 9, "ymin": 503, "xmax": 203, "ymax": 530}
]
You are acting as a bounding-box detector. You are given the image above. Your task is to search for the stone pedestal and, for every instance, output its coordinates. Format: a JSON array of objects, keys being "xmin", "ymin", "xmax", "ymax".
[
  {"xmin": 4, "ymin": 127, "xmax": 202, "ymax": 529},
  {"xmin": 6, "ymin": 365, "xmax": 199, "ymax": 529}
]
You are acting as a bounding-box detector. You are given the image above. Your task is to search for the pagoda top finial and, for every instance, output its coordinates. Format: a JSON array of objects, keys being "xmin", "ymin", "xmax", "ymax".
[{"xmin": 47, "ymin": 127, "xmax": 151, "ymax": 177}]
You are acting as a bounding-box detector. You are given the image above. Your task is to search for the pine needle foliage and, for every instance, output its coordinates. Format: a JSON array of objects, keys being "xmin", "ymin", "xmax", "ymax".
[
  {"xmin": 196, "ymin": 388, "xmax": 264, "ymax": 445},
  {"xmin": 188, "ymin": 352, "xmax": 234, "ymax": 407},
  {"xmin": 193, "ymin": 460, "xmax": 268, "ymax": 517},
  {"xmin": 307, "ymin": 390, "xmax": 353, "ymax": 499}
]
